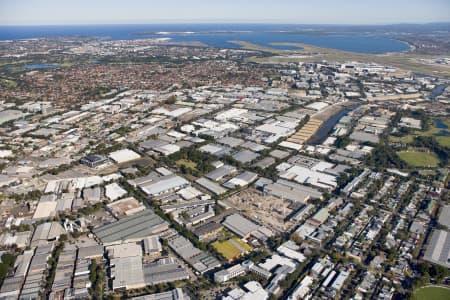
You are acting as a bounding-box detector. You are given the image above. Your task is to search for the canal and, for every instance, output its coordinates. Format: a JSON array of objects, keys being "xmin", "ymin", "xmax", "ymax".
[{"xmin": 308, "ymin": 105, "xmax": 359, "ymax": 145}]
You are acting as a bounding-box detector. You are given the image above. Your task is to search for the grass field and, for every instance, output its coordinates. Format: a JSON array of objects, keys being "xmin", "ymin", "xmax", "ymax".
[
  {"xmin": 436, "ymin": 136, "xmax": 450, "ymax": 148},
  {"xmin": 397, "ymin": 150, "xmax": 440, "ymax": 167},
  {"xmin": 176, "ymin": 159, "xmax": 197, "ymax": 169},
  {"xmin": 212, "ymin": 238, "xmax": 252, "ymax": 261},
  {"xmin": 56, "ymin": 62, "xmax": 74, "ymax": 67},
  {"xmin": 413, "ymin": 286, "xmax": 450, "ymax": 300},
  {"xmin": 389, "ymin": 135, "xmax": 414, "ymax": 143},
  {"xmin": 0, "ymin": 78, "xmax": 17, "ymax": 89}
]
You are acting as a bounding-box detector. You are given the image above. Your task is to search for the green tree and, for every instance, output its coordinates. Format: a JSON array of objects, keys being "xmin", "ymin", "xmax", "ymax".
[{"xmin": 166, "ymin": 95, "xmax": 177, "ymax": 104}]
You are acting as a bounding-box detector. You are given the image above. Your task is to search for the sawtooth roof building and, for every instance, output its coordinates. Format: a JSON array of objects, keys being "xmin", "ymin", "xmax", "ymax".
[{"xmin": 93, "ymin": 210, "xmax": 169, "ymax": 245}]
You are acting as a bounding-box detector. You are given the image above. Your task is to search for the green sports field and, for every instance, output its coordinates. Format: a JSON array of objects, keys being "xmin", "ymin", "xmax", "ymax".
[
  {"xmin": 413, "ymin": 286, "xmax": 450, "ymax": 300},
  {"xmin": 397, "ymin": 150, "xmax": 440, "ymax": 167}
]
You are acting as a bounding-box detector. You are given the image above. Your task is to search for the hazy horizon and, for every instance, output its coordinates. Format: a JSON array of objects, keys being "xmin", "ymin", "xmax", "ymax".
[
  {"xmin": 1, "ymin": 21, "xmax": 450, "ymax": 27},
  {"xmin": 1, "ymin": 0, "xmax": 449, "ymax": 26}
]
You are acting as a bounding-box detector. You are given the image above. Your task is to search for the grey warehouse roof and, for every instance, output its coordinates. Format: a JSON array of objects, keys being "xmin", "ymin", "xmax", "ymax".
[
  {"xmin": 423, "ymin": 229, "xmax": 450, "ymax": 268},
  {"xmin": 93, "ymin": 209, "xmax": 168, "ymax": 244},
  {"xmin": 222, "ymin": 214, "xmax": 260, "ymax": 238},
  {"xmin": 140, "ymin": 174, "xmax": 189, "ymax": 196},
  {"xmin": 438, "ymin": 205, "xmax": 450, "ymax": 228}
]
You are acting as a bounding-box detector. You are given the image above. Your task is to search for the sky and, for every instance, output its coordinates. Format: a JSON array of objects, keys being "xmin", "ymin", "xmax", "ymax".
[{"xmin": 0, "ymin": 0, "xmax": 449, "ymax": 26}]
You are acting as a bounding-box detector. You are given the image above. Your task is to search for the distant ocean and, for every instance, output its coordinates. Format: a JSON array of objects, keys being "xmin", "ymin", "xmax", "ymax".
[{"xmin": 0, "ymin": 24, "xmax": 411, "ymax": 54}]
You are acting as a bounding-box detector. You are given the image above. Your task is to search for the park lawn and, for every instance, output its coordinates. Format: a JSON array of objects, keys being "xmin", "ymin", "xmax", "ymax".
[
  {"xmin": 436, "ymin": 136, "xmax": 450, "ymax": 148},
  {"xmin": 56, "ymin": 62, "xmax": 74, "ymax": 67},
  {"xmin": 413, "ymin": 286, "xmax": 450, "ymax": 300},
  {"xmin": 212, "ymin": 238, "xmax": 252, "ymax": 261},
  {"xmin": 390, "ymin": 118, "xmax": 450, "ymax": 148},
  {"xmin": 0, "ymin": 78, "xmax": 17, "ymax": 89},
  {"xmin": 176, "ymin": 159, "xmax": 197, "ymax": 169},
  {"xmin": 414, "ymin": 127, "xmax": 444, "ymax": 137},
  {"xmin": 413, "ymin": 117, "xmax": 450, "ymax": 147},
  {"xmin": 389, "ymin": 135, "xmax": 414, "ymax": 143},
  {"xmin": 397, "ymin": 150, "xmax": 440, "ymax": 167}
]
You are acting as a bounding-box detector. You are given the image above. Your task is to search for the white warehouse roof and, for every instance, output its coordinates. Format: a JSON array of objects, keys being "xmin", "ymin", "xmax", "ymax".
[
  {"xmin": 105, "ymin": 183, "xmax": 127, "ymax": 201},
  {"xmin": 109, "ymin": 149, "xmax": 141, "ymax": 164},
  {"xmin": 141, "ymin": 174, "xmax": 189, "ymax": 196}
]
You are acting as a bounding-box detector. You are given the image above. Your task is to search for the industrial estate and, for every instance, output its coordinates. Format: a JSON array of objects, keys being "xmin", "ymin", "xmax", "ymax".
[{"xmin": 0, "ymin": 20, "xmax": 449, "ymax": 300}]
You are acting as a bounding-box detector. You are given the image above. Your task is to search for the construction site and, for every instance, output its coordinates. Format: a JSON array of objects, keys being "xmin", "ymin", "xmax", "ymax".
[{"xmin": 222, "ymin": 189, "xmax": 296, "ymax": 233}]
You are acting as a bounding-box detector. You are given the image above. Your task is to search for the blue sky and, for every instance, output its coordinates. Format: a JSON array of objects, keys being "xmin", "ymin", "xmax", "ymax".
[{"xmin": 0, "ymin": 0, "xmax": 449, "ymax": 25}]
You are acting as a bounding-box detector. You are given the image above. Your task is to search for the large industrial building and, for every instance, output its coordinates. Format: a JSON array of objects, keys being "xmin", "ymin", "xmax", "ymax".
[
  {"xmin": 423, "ymin": 229, "xmax": 450, "ymax": 268},
  {"xmin": 140, "ymin": 174, "xmax": 190, "ymax": 197},
  {"xmin": 80, "ymin": 154, "xmax": 110, "ymax": 168},
  {"xmin": 111, "ymin": 256, "xmax": 146, "ymax": 290},
  {"xmin": 93, "ymin": 210, "xmax": 169, "ymax": 245},
  {"xmin": 109, "ymin": 148, "xmax": 141, "ymax": 164},
  {"xmin": 221, "ymin": 214, "xmax": 260, "ymax": 239},
  {"xmin": 168, "ymin": 235, "xmax": 221, "ymax": 274}
]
